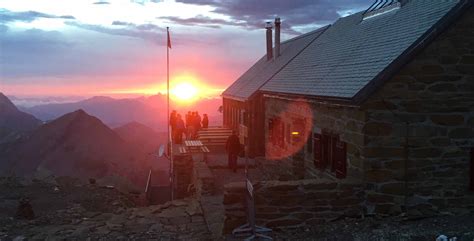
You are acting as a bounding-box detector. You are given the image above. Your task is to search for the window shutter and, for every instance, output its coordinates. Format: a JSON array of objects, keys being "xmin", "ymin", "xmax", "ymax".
[
  {"xmin": 334, "ymin": 140, "xmax": 347, "ymax": 179},
  {"xmin": 313, "ymin": 133, "xmax": 322, "ymax": 169},
  {"xmin": 307, "ymin": 131, "xmax": 313, "ymax": 153},
  {"xmin": 321, "ymin": 134, "xmax": 329, "ymax": 169},
  {"xmin": 330, "ymin": 136, "xmax": 338, "ymax": 172},
  {"xmin": 269, "ymin": 119, "xmax": 274, "ymax": 144},
  {"xmin": 470, "ymin": 148, "xmax": 473, "ymax": 191}
]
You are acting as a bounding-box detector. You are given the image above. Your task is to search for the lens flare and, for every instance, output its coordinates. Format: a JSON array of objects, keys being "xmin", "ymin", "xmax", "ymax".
[{"xmin": 266, "ymin": 99, "xmax": 313, "ymax": 160}]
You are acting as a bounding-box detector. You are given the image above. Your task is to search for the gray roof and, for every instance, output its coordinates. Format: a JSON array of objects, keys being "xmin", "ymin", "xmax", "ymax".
[
  {"xmin": 261, "ymin": 0, "xmax": 463, "ymax": 100},
  {"xmin": 261, "ymin": 0, "xmax": 459, "ymax": 98},
  {"xmin": 222, "ymin": 26, "xmax": 329, "ymax": 101}
]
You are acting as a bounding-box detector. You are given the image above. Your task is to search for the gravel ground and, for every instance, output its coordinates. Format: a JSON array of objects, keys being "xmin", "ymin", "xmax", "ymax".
[{"xmin": 272, "ymin": 214, "xmax": 474, "ymax": 241}]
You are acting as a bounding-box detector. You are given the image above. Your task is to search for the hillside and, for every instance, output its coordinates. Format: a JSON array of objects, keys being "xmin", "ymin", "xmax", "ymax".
[
  {"xmin": 114, "ymin": 122, "xmax": 169, "ymax": 171},
  {"xmin": 0, "ymin": 109, "xmax": 150, "ymax": 187},
  {"xmin": 0, "ymin": 93, "xmax": 41, "ymax": 143}
]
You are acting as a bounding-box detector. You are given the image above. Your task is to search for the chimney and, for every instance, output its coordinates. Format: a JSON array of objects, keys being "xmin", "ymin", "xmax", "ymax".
[
  {"xmin": 265, "ymin": 21, "xmax": 273, "ymax": 61},
  {"xmin": 274, "ymin": 17, "xmax": 281, "ymax": 58}
]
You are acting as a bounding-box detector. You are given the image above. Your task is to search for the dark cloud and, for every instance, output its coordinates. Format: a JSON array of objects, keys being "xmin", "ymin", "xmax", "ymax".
[
  {"xmin": 130, "ymin": 0, "xmax": 163, "ymax": 4},
  {"xmin": 174, "ymin": 0, "xmax": 373, "ymax": 34},
  {"xmin": 159, "ymin": 15, "xmax": 247, "ymax": 29},
  {"xmin": 60, "ymin": 15, "xmax": 76, "ymax": 20},
  {"xmin": 111, "ymin": 21, "xmax": 131, "ymax": 26},
  {"xmin": 65, "ymin": 21, "xmax": 164, "ymax": 43},
  {"xmin": 93, "ymin": 1, "xmax": 110, "ymax": 4},
  {"xmin": 0, "ymin": 8, "xmax": 76, "ymax": 24}
]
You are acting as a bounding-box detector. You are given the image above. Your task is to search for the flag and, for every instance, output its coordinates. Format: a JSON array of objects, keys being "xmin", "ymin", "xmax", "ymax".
[{"xmin": 167, "ymin": 28, "xmax": 171, "ymax": 49}]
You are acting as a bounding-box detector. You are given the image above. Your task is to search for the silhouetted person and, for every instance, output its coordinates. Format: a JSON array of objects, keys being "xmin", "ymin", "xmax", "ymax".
[
  {"xmin": 194, "ymin": 111, "xmax": 202, "ymax": 139},
  {"xmin": 175, "ymin": 114, "xmax": 185, "ymax": 144},
  {"xmin": 185, "ymin": 111, "xmax": 192, "ymax": 139},
  {"xmin": 188, "ymin": 112, "xmax": 196, "ymax": 140},
  {"xmin": 225, "ymin": 130, "xmax": 241, "ymax": 173},
  {"xmin": 202, "ymin": 114, "xmax": 209, "ymax": 129},
  {"xmin": 170, "ymin": 110, "xmax": 177, "ymax": 141}
]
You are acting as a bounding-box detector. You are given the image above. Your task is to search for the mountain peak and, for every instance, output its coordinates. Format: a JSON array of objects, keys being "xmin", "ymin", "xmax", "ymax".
[
  {"xmin": 0, "ymin": 92, "xmax": 18, "ymax": 111},
  {"xmin": 0, "ymin": 93, "xmax": 41, "ymax": 133}
]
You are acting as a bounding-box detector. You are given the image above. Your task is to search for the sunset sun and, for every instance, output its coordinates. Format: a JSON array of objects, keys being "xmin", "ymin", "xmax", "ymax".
[{"xmin": 171, "ymin": 82, "xmax": 198, "ymax": 101}]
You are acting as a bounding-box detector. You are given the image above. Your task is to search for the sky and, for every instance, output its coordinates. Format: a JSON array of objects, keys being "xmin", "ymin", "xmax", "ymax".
[{"xmin": 0, "ymin": 0, "xmax": 373, "ymax": 100}]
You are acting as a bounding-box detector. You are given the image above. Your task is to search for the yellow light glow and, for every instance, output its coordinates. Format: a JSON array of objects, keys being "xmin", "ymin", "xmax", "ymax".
[
  {"xmin": 291, "ymin": 131, "xmax": 300, "ymax": 135},
  {"xmin": 171, "ymin": 82, "xmax": 198, "ymax": 101}
]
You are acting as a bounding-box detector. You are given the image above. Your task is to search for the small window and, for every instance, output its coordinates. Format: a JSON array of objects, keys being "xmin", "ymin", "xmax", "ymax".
[
  {"xmin": 269, "ymin": 117, "xmax": 285, "ymax": 148},
  {"xmin": 314, "ymin": 132, "xmax": 347, "ymax": 179}
]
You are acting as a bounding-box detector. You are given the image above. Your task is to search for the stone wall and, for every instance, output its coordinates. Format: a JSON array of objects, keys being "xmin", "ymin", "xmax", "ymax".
[
  {"xmin": 223, "ymin": 179, "xmax": 363, "ymax": 234},
  {"xmin": 173, "ymin": 154, "xmax": 194, "ymax": 199},
  {"xmin": 192, "ymin": 157, "xmax": 215, "ymax": 197},
  {"xmin": 361, "ymin": 7, "xmax": 474, "ymax": 214},
  {"xmin": 264, "ymin": 96, "xmax": 366, "ymax": 181}
]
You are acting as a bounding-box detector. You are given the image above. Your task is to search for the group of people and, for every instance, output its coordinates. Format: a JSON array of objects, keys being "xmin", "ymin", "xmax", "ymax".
[
  {"xmin": 170, "ymin": 110, "xmax": 241, "ymax": 172},
  {"xmin": 170, "ymin": 110, "xmax": 209, "ymax": 144}
]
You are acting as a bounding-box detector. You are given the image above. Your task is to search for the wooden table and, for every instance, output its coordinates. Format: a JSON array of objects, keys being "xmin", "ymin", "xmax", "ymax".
[{"xmin": 179, "ymin": 140, "xmax": 210, "ymax": 155}]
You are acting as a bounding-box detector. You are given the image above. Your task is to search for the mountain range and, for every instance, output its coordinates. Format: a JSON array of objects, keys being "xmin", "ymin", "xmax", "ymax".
[
  {"xmin": 0, "ymin": 94, "xmax": 171, "ymax": 189},
  {"xmin": 20, "ymin": 94, "xmax": 223, "ymax": 130}
]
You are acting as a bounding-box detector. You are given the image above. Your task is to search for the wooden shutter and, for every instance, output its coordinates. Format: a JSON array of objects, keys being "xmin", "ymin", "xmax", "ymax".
[
  {"xmin": 313, "ymin": 133, "xmax": 322, "ymax": 169},
  {"xmin": 330, "ymin": 135, "xmax": 338, "ymax": 172},
  {"xmin": 321, "ymin": 134, "xmax": 329, "ymax": 169},
  {"xmin": 268, "ymin": 119, "xmax": 274, "ymax": 144},
  {"xmin": 307, "ymin": 131, "xmax": 313, "ymax": 153},
  {"xmin": 334, "ymin": 140, "xmax": 347, "ymax": 179},
  {"xmin": 470, "ymin": 148, "xmax": 473, "ymax": 191}
]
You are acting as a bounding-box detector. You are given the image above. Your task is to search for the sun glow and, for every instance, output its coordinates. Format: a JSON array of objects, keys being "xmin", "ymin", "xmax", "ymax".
[{"xmin": 171, "ymin": 82, "xmax": 198, "ymax": 101}]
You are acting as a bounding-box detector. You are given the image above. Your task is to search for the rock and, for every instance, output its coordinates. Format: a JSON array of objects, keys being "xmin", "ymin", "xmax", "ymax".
[
  {"xmin": 430, "ymin": 115, "xmax": 464, "ymax": 126},
  {"xmin": 16, "ymin": 198, "xmax": 35, "ymax": 220},
  {"xmin": 266, "ymin": 218, "xmax": 302, "ymax": 228}
]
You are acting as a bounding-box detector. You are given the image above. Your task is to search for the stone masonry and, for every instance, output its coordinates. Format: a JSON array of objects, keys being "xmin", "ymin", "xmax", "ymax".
[
  {"xmin": 223, "ymin": 179, "xmax": 363, "ymax": 234},
  {"xmin": 361, "ymin": 6, "xmax": 474, "ymax": 214}
]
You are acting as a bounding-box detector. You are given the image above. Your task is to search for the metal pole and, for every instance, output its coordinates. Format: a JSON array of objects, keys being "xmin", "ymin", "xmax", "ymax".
[{"xmin": 167, "ymin": 26, "xmax": 173, "ymax": 201}]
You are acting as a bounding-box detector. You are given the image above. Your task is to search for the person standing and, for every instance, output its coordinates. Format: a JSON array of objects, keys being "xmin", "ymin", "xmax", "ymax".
[
  {"xmin": 225, "ymin": 130, "xmax": 241, "ymax": 173},
  {"xmin": 175, "ymin": 114, "xmax": 185, "ymax": 144},
  {"xmin": 170, "ymin": 110, "xmax": 177, "ymax": 142},
  {"xmin": 185, "ymin": 111, "xmax": 192, "ymax": 140},
  {"xmin": 202, "ymin": 114, "xmax": 209, "ymax": 129},
  {"xmin": 189, "ymin": 112, "xmax": 196, "ymax": 140}
]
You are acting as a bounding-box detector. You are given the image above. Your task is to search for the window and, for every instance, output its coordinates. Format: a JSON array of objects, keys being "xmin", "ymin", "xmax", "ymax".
[
  {"xmin": 269, "ymin": 118, "xmax": 285, "ymax": 148},
  {"xmin": 292, "ymin": 118, "xmax": 305, "ymax": 145},
  {"xmin": 313, "ymin": 132, "xmax": 347, "ymax": 179}
]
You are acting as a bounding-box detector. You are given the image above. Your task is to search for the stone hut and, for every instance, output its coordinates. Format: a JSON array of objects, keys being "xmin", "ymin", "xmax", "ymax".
[{"xmin": 222, "ymin": 0, "xmax": 474, "ymax": 216}]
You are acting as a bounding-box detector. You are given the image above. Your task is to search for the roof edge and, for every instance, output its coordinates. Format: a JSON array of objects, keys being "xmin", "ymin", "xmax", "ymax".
[{"xmin": 261, "ymin": 91, "xmax": 357, "ymax": 107}]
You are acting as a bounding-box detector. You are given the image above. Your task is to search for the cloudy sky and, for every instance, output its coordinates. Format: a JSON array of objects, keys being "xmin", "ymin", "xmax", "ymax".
[{"xmin": 0, "ymin": 0, "xmax": 372, "ymax": 99}]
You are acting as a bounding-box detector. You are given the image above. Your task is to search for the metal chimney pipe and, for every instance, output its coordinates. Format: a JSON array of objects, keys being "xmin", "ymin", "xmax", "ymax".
[
  {"xmin": 265, "ymin": 21, "xmax": 273, "ymax": 61},
  {"xmin": 274, "ymin": 17, "xmax": 281, "ymax": 58}
]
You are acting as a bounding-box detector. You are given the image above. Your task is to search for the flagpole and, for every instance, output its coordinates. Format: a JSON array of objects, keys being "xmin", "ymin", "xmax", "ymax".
[{"xmin": 167, "ymin": 26, "xmax": 173, "ymax": 201}]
